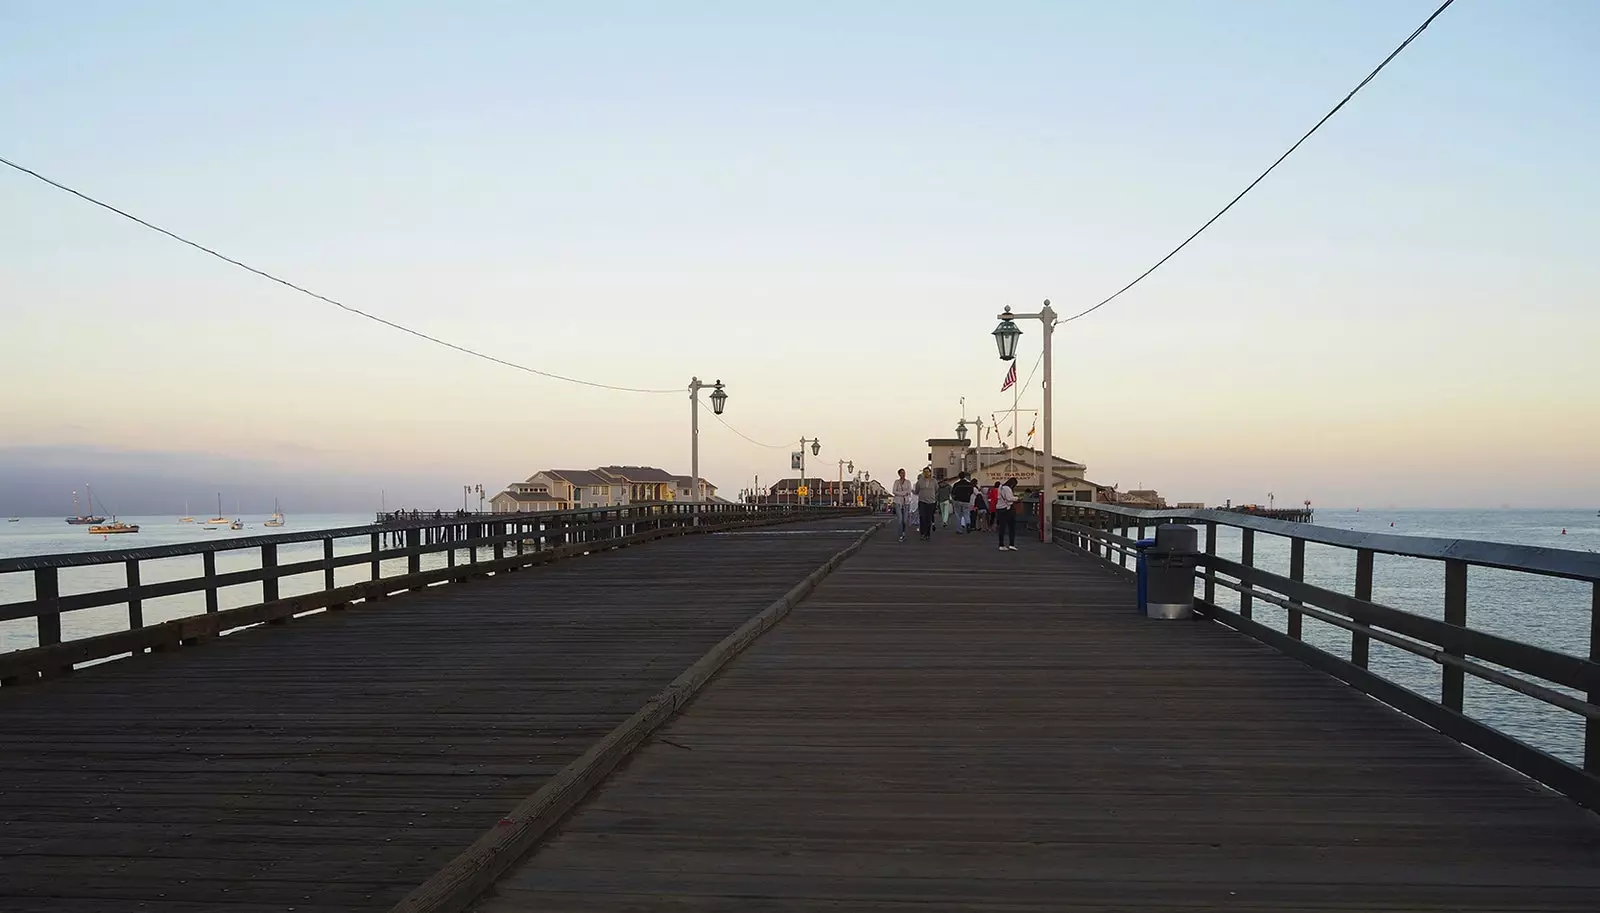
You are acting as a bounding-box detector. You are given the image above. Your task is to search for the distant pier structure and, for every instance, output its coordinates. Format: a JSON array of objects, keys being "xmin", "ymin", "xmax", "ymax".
[{"xmin": 1220, "ymin": 499, "xmax": 1314, "ymax": 523}]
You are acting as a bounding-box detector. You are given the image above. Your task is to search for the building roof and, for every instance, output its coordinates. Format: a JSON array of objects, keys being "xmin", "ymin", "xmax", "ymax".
[
  {"xmin": 670, "ymin": 475, "xmax": 718, "ymax": 491},
  {"xmin": 544, "ymin": 469, "xmax": 612, "ymax": 487},
  {"xmin": 978, "ymin": 445, "xmax": 1086, "ymax": 470},
  {"xmin": 769, "ymin": 477, "xmax": 844, "ymax": 489},
  {"xmin": 597, "ymin": 465, "xmax": 677, "ymax": 483},
  {"xmin": 494, "ymin": 490, "xmax": 565, "ymax": 503}
]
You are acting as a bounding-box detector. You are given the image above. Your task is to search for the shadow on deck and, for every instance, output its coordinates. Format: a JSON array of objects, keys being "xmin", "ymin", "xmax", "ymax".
[{"xmin": 480, "ymin": 524, "xmax": 1600, "ymax": 912}]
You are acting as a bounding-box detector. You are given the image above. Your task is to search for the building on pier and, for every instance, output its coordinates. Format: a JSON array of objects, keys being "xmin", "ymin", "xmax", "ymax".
[{"xmin": 491, "ymin": 465, "xmax": 721, "ymax": 513}]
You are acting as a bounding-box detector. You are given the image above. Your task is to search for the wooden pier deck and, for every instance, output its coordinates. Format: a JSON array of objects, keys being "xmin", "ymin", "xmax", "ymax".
[
  {"xmin": 480, "ymin": 527, "xmax": 1600, "ymax": 912},
  {"xmin": 0, "ymin": 517, "xmax": 878, "ymax": 913}
]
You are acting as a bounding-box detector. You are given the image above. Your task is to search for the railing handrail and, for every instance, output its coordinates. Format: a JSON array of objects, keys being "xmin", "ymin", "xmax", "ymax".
[
  {"xmin": 1052, "ymin": 502, "xmax": 1600, "ymax": 809},
  {"xmin": 0, "ymin": 503, "xmax": 794, "ymax": 573},
  {"xmin": 1062, "ymin": 504, "xmax": 1600, "ymax": 582}
]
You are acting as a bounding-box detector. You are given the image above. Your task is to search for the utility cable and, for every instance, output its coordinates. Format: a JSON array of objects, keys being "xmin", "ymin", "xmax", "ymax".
[
  {"xmin": 0, "ymin": 155, "xmax": 680, "ymax": 394},
  {"xmin": 1058, "ymin": 0, "xmax": 1456, "ymax": 325},
  {"xmin": 699, "ymin": 396, "xmax": 789, "ymax": 449}
]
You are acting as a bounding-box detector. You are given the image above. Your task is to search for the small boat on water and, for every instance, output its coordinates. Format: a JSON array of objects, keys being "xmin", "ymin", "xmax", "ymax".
[
  {"xmin": 6, "ymin": 517, "xmax": 19, "ymax": 523},
  {"xmin": 263, "ymin": 499, "xmax": 285, "ymax": 528},
  {"xmin": 89, "ymin": 519, "xmax": 140, "ymax": 534},
  {"xmin": 206, "ymin": 492, "xmax": 228, "ymax": 527},
  {"xmin": 179, "ymin": 500, "xmax": 194, "ymax": 523},
  {"xmin": 65, "ymin": 486, "xmax": 107, "ymax": 525},
  {"xmin": 230, "ymin": 518, "xmax": 244, "ymax": 530}
]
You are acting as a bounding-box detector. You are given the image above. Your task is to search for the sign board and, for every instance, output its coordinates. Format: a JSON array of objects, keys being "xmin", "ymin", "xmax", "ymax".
[
  {"xmin": 797, "ymin": 485, "xmax": 809, "ymax": 498},
  {"xmin": 791, "ymin": 451, "xmax": 803, "ymax": 470}
]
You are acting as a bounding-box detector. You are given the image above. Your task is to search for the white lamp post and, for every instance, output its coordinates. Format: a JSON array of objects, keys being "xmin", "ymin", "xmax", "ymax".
[
  {"xmin": 798, "ymin": 437, "xmax": 821, "ymax": 506},
  {"xmin": 993, "ymin": 300, "xmax": 1057, "ymax": 543},
  {"xmin": 687, "ymin": 377, "xmax": 728, "ymax": 508},
  {"xmin": 835, "ymin": 459, "xmax": 854, "ymax": 507}
]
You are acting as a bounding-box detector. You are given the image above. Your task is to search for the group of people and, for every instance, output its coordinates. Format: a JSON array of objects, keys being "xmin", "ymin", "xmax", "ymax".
[{"xmin": 889, "ymin": 468, "xmax": 1020, "ymax": 551}]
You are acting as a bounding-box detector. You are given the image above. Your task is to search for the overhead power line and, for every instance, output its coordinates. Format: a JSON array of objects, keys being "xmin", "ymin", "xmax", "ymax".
[
  {"xmin": 700, "ymin": 397, "xmax": 789, "ymax": 450},
  {"xmin": 0, "ymin": 155, "xmax": 679, "ymax": 394},
  {"xmin": 1059, "ymin": 0, "xmax": 1456, "ymax": 325}
]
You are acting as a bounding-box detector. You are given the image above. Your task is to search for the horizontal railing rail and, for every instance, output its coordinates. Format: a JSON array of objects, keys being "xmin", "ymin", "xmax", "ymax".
[
  {"xmin": 1053, "ymin": 503, "xmax": 1600, "ymax": 811},
  {"xmin": 0, "ymin": 502, "xmax": 856, "ymax": 684}
]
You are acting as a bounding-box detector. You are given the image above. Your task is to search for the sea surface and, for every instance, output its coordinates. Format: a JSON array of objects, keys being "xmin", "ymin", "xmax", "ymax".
[{"xmin": 1, "ymin": 508, "xmax": 1596, "ymax": 766}]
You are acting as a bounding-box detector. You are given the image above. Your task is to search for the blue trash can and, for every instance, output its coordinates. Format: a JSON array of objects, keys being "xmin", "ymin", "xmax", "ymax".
[{"xmin": 1134, "ymin": 538, "xmax": 1157, "ymax": 614}]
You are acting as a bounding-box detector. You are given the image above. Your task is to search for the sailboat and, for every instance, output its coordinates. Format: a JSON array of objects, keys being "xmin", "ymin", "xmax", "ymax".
[
  {"xmin": 263, "ymin": 499, "xmax": 285, "ymax": 528},
  {"xmin": 86, "ymin": 488, "xmax": 138, "ymax": 534},
  {"xmin": 179, "ymin": 500, "xmax": 194, "ymax": 523},
  {"xmin": 230, "ymin": 498, "xmax": 244, "ymax": 530},
  {"xmin": 65, "ymin": 486, "xmax": 107, "ymax": 525},
  {"xmin": 205, "ymin": 493, "xmax": 228, "ymax": 528}
]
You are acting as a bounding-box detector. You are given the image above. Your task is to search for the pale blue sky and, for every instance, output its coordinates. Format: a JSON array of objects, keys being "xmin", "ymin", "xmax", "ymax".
[{"xmin": 3, "ymin": 1, "xmax": 1597, "ymax": 508}]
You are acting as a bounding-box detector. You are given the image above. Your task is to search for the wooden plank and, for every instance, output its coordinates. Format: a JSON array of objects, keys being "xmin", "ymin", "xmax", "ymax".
[
  {"xmin": 0, "ymin": 518, "xmax": 879, "ymax": 912},
  {"xmin": 478, "ymin": 531, "xmax": 1600, "ymax": 913}
]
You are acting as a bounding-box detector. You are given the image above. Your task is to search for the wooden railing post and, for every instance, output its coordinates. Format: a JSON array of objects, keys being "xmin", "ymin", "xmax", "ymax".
[
  {"xmin": 203, "ymin": 552, "xmax": 219, "ymax": 613},
  {"xmin": 261, "ymin": 544, "xmax": 279, "ymax": 603},
  {"xmin": 323, "ymin": 538, "xmax": 336, "ymax": 592},
  {"xmin": 1204, "ymin": 522, "xmax": 1217, "ymax": 605},
  {"xmin": 1239, "ymin": 528, "xmax": 1255, "ymax": 619},
  {"xmin": 1352, "ymin": 548, "xmax": 1374, "ymax": 668},
  {"xmin": 370, "ymin": 531, "xmax": 381, "ymax": 582},
  {"xmin": 35, "ymin": 568, "xmax": 61, "ymax": 648},
  {"xmin": 406, "ymin": 527, "xmax": 422, "ymax": 575},
  {"xmin": 1587, "ymin": 581, "xmax": 1598, "ymax": 775},
  {"xmin": 1442, "ymin": 559, "xmax": 1468, "ymax": 711},
  {"xmin": 1287, "ymin": 537, "xmax": 1305, "ymax": 640},
  {"xmin": 494, "ymin": 521, "xmax": 505, "ymax": 562},
  {"xmin": 125, "ymin": 559, "xmax": 143, "ymax": 631}
]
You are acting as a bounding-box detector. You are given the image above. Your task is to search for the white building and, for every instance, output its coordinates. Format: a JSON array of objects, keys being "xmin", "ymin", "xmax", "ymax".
[{"xmin": 926, "ymin": 437, "xmax": 1107, "ymax": 503}]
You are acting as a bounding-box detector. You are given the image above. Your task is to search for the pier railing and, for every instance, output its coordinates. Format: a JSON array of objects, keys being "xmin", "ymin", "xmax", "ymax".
[
  {"xmin": 0, "ymin": 502, "xmax": 849, "ymax": 685},
  {"xmin": 1054, "ymin": 503, "xmax": 1600, "ymax": 809}
]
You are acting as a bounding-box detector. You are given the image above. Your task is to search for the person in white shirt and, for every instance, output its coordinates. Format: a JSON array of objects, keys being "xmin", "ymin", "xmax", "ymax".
[
  {"xmin": 995, "ymin": 476, "xmax": 1019, "ymax": 551},
  {"xmin": 890, "ymin": 468, "xmax": 915, "ymax": 542}
]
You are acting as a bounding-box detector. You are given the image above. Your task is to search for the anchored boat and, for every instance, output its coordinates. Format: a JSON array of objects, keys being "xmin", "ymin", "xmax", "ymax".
[
  {"xmin": 89, "ymin": 519, "xmax": 140, "ymax": 535},
  {"xmin": 65, "ymin": 486, "xmax": 106, "ymax": 525}
]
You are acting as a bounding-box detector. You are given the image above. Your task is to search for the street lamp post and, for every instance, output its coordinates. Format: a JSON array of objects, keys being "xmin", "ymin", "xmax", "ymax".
[
  {"xmin": 798, "ymin": 437, "xmax": 821, "ymax": 506},
  {"xmin": 687, "ymin": 377, "xmax": 729, "ymax": 512},
  {"xmin": 835, "ymin": 459, "xmax": 854, "ymax": 507},
  {"xmin": 993, "ymin": 300, "xmax": 1057, "ymax": 544}
]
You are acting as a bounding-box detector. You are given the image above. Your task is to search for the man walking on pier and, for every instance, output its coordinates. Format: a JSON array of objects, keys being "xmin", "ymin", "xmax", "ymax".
[
  {"xmin": 950, "ymin": 471, "xmax": 975, "ymax": 534},
  {"xmin": 891, "ymin": 469, "xmax": 914, "ymax": 542},
  {"xmin": 995, "ymin": 476, "xmax": 1019, "ymax": 551},
  {"xmin": 914, "ymin": 468, "xmax": 939, "ymax": 540}
]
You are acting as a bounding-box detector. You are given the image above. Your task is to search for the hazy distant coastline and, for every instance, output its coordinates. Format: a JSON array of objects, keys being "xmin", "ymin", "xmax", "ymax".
[{"xmin": 0, "ymin": 445, "xmax": 461, "ymax": 517}]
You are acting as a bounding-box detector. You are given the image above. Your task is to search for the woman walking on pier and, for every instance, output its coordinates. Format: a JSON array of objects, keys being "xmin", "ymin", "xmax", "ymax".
[
  {"xmin": 995, "ymin": 477, "xmax": 1019, "ymax": 551},
  {"xmin": 891, "ymin": 469, "xmax": 915, "ymax": 542}
]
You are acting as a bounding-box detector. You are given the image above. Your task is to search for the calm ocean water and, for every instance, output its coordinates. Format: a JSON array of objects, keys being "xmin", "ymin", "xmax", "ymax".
[{"xmin": 1, "ymin": 508, "xmax": 1595, "ymax": 764}]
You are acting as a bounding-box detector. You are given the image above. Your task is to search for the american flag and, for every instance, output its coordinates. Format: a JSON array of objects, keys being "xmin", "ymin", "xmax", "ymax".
[{"xmin": 1000, "ymin": 362, "xmax": 1017, "ymax": 392}]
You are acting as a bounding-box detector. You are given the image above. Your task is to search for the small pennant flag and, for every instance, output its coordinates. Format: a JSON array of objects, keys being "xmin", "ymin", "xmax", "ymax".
[
  {"xmin": 1027, "ymin": 418, "xmax": 1037, "ymax": 439},
  {"xmin": 1000, "ymin": 363, "xmax": 1017, "ymax": 392}
]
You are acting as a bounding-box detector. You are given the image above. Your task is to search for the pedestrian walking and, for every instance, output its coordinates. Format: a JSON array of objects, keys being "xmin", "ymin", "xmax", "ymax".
[
  {"xmin": 914, "ymin": 468, "xmax": 939, "ymax": 540},
  {"xmin": 949, "ymin": 472, "xmax": 975, "ymax": 534},
  {"xmin": 891, "ymin": 469, "xmax": 915, "ymax": 542},
  {"xmin": 936, "ymin": 479, "xmax": 952, "ymax": 528},
  {"xmin": 995, "ymin": 476, "xmax": 1019, "ymax": 551}
]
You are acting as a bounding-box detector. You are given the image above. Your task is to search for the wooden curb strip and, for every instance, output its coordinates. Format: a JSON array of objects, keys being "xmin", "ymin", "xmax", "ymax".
[{"xmin": 388, "ymin": 519, "xmax": 886, "ymax": 913}]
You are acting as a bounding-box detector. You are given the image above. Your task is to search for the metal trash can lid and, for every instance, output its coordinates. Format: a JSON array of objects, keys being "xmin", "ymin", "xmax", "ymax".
[{"xmin": 1153, "ymin": 524, "xmax": 1198, "ymax": 552}]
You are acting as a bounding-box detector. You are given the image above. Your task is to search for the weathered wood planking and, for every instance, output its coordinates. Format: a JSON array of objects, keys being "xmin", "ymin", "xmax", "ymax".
[
  {"xmin": 0, "ymin": 519, "xmax": 879, "ymax": 913},
  {"xmin": 481, "ymin": 531, "xmax": 1600, "ymax": 912}
]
